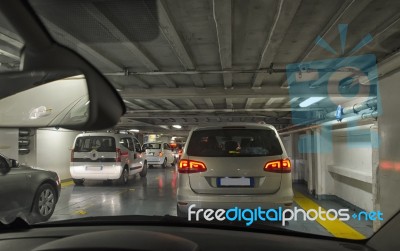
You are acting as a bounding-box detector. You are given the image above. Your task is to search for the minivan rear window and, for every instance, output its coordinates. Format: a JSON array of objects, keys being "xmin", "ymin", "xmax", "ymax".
[
  {"xmin": 74, "ymin": 136, "xmax": 116, "ymax": 152},
  {"xmin": 187, "ymin": 129, "xmax": 283, "ymax": 157},
  {"xmin": 143, "ymin": 143, "xmax": 161, "ymax": 149}
]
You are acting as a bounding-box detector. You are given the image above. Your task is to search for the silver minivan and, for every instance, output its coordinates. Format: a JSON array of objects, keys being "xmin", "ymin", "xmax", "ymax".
[
  {"xmin": 177, "ymin": 124, "xmax": 293, "ymax": 216},
  {"xmin": 70, "ymin": 132, "xmax": 147, "ymax": 185}
]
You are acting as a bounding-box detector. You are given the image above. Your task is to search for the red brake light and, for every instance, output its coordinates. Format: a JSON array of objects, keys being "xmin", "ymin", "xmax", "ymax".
[
  {"xmin": 178, "ymin": 159, "xmax": 207, "ymax": 173},
  {"xmin": 264, "ymin": 159, "xmax": 291, "ymax": 173},
  {"xmin": 116, "ymin": 148, "xmax": 122, "ymax": 162}
]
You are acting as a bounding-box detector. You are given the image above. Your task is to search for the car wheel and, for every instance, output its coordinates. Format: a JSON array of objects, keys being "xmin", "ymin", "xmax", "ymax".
[
  {"xmin": 73, "ymin": 179, "xmax": 84, "ymax": 185},
  {"xmin": 31, "ymin": 183, "xmax": 57, "ymax": 223},
  {"xmin": 161, "ymin": 158, "xmax": 167, "ymax": 169},
  {"xmin": 176, "ymin": 205, "xmax": 186, "ymax": 218},
  {"xmin": 118, "ymin": 167, "xmax": 129, "ymax": 185},
  {"xmin": 140, "ymin": 162, "xmax": 148, "ymax": 177}
]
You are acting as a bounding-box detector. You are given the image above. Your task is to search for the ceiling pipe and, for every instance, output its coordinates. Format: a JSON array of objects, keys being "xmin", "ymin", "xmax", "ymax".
[
  {"xmin": 325, "ymin": 98, "xmax": 377, "ymax": 119},
  {"xmin": 280, "ymin": 98, "xmax": 378, "ymax": 135}
]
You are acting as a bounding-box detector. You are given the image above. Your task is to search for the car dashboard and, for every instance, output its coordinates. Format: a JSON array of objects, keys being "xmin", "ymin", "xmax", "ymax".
[{"xmin": 0, "ymin": 224, "xmax": 373, "ymax": 251}]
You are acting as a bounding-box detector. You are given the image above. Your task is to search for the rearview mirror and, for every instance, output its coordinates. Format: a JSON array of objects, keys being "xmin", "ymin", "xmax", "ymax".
[
  {"xmin": 0, "ymin": 71, "xmax": 90, "ymax": 128},
  {"xmin": 0, "ymin": 1, "xmax": 125, "ymax": 130}
]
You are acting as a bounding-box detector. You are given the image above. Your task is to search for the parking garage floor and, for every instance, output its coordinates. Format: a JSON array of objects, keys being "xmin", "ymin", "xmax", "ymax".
[{"xmin": 50, "ymin": 167, "xmax": 373, "ymax": 239}]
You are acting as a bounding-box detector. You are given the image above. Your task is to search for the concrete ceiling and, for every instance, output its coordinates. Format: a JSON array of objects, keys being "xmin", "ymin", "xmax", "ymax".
[{"xmin": 1, "ymin": 0, "xmax": 400, "ymax": 136}]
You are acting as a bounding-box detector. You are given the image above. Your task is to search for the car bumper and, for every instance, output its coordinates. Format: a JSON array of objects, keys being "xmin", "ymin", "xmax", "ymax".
[
  {"xmin": 177, "ymin": 175, "xmax": 293, "ymax": 214},
  {"xmin": 70, "ymin": 164, "xmax": 122, "ymax": 180}
]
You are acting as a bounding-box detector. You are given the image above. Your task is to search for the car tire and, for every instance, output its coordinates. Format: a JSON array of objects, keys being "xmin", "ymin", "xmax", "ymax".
[
  {"xmin": 140, "ymin": 162, "xmax": 148, "ymax": 178},
  {"xmin": 73, "ymin": 179, "xmax": 84, "ymax": 186},
  {"xmin": 31, "ymin": 183, "xmax": 57, "ymax": 223},
  {"xmin": 118, "ymin": 167, "xmax": 129, "ymax": 185},
  {"xmin": 176, "ymin": 205, "xmax": 186, "ymax": 218},
  {"xmin": 161, "ymin": 158, "xmax": 167, "ymax": 169}
]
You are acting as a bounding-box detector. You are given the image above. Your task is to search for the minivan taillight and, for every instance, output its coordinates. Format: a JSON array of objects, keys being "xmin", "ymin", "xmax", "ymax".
[
  {"xmin": 178, "ymin": 159, "xmax": 207, "ymax": 173},
  {"xmin": 116, "ymin": 148, "xmax": 122, "ymax": 162},
  {"xmin": 264, "ymin": 159, "xmax": 291, "ymax": 173}
]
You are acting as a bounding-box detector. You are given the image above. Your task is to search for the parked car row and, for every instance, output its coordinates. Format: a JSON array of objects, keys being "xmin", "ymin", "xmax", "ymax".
[
  {"xmin": 70, "ymin": 132, "xmax": 177, "ymax": 185},
  {"xmin": 0, "ymin": 132, "xmax": 180, "ymax": 225}
]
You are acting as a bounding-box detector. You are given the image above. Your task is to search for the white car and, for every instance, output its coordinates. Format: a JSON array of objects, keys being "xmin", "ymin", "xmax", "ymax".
[
  {"xmin": 143, "ymin": 142, "xmax": 175, "ymax": 169},
  {"xmin": 70, "ymin": 132, "xmax": 147, "ymax": 185},
  {"xmin": 177, "ymin": 124, "xmax": 293, "ymax": 216}
]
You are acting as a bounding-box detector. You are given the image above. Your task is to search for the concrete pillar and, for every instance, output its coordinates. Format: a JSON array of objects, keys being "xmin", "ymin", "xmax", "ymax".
[
  {"xmin": 370, "ymin": 123, "xmax": 381, "ymax": 231},
  {"xmin": 306, "ymin": 130, "xmax": 314, "ymax": 194}
]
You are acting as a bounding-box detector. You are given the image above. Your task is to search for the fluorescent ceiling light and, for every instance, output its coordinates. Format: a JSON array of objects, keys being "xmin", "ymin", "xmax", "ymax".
[
  {"xmin": 172, "ymin": 125, "xmax": 182, "ymax": 129},
  {"xmin": 129, "ymin": 129, "xmax": 139, "ymax": 132},
  {"xmin": 299, "ymin": 97, "xmax": 325, "ymax": 107}
]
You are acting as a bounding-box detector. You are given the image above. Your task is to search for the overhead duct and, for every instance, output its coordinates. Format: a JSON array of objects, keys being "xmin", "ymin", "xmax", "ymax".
[
  {"xmin": 280, "ymin": 98, "xmax": 379, "ymax": 134},
  {"xmin": 325, "ymin": 98, "xmax": 378, "ymax": 120}
]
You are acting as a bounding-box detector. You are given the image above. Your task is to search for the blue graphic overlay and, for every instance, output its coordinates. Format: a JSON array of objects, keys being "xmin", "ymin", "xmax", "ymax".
[{"xmin": 286, "ymin": 25, "xmax": 381, "ymax": 153}]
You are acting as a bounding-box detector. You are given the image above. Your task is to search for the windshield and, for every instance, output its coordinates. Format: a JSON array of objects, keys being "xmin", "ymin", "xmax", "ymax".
[
  {"xmin": 74, "ymin": 136, "xmax": 116, "ymax": 152},
  {"xmin": 143, "ymin": 143, "xmax": 161, "ymax": 150},
  {"xmin": 1, "ymin": 0, "xmax": 399, "ymax": 242}
]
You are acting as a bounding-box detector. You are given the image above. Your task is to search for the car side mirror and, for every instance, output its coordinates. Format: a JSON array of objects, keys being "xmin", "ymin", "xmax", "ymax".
[{"xmin": 0, "ymin": 156, "xmax": 11, "ymax": 175}]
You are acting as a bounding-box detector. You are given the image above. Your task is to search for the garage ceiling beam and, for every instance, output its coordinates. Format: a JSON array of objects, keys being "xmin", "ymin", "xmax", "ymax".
[
  {"xmin": 0, "ymin": 31, "xmax": 23, "ymax": 48},
  {"xmin": 0, "ymin": 47, "xmax": 19, "ymax": 60},
  {"xmin": 184, "ymin": 99, "xmax": 197, "ymax": 109},
  {"xmin": 157, "ymin": 0, "xmax": 204, "ymax": 88},
  {"xmin": 226, "ymin": 98, "xmax": 233, "ymax": 109},
  {"xmin": 252, "ymin": 0, "xmax": 301, "ymax": 88},
  {"xmin": 125, "ymin": 108, "xmax": 321, "ymax": 115},
  {"xmin": 133, "ymin": 99, "xmax": 163, "ymax": 110},
  {"xmin": 122, "ymin": 119, "xmax": 171, "ymax": 130},
  {"xmin": 84, "ymin": 3, "xmax": 176, "ymax": 88},
  {"xmin": 161, "ymin": 99, "xmax": 181, "ymax": 109},
  {"xmin": 121, "ymin": 87, "xmax": 370, "ymax": 99},
  {"xmin": 123, "ymin": 100, "xmax": 146, "ymax": 110},
  {"xmin": 124, "ymin": 114, "xmax": 289, "ymax": 119},
  {"xmin": 204, "ymin": 98, "xmax": 214, "ymax": 109},
  {"xmin": 245, "ymin": 98, "xmax": 256, "ymax": 109},
  {"xmin": 213, "ymin": 0, "xmax": 232, "ymax": 89}
]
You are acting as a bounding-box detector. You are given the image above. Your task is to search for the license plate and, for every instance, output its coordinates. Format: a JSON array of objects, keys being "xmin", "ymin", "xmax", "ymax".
[
  {"xmin": 218, "ymin": 177, "xmax": 253, "ymax": 187},
  {"xmin": 86, "ymin": 166, "xmax": 102, "ymax": 171}
]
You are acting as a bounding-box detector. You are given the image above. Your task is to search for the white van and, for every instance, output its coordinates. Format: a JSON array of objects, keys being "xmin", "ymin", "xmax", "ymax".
[{"xmin": 70, "ymin": 132, "xmax": 147, "ymax": 185}]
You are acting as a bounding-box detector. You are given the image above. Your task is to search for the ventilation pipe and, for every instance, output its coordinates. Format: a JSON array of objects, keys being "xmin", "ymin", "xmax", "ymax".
[
  {"xmin": 280, "ymin": 98, "xmax": 378, "ymax": 134},
  {"xmin": 325, "ymin": 98, "xmax": 377, "ymax": 120}
]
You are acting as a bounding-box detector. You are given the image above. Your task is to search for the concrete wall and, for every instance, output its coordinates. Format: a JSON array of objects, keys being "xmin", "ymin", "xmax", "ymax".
[
  {"xmin": 0, "ymin": 129, "xmax": 18, "ymax": 160},
  {"xmin": 19, "ymin": 128, "xmax": 80, "ymax": 180},
  {"xmin": 35, "ymin": 129, "xmax": 80, "ymax": 180},
  {"xmin": 329, "ymin": 128, "xmax": 374, "ymax": 211},
  {"xmin": 376, "ymin": 70, "xmax": 400, "ymax": 227}
]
